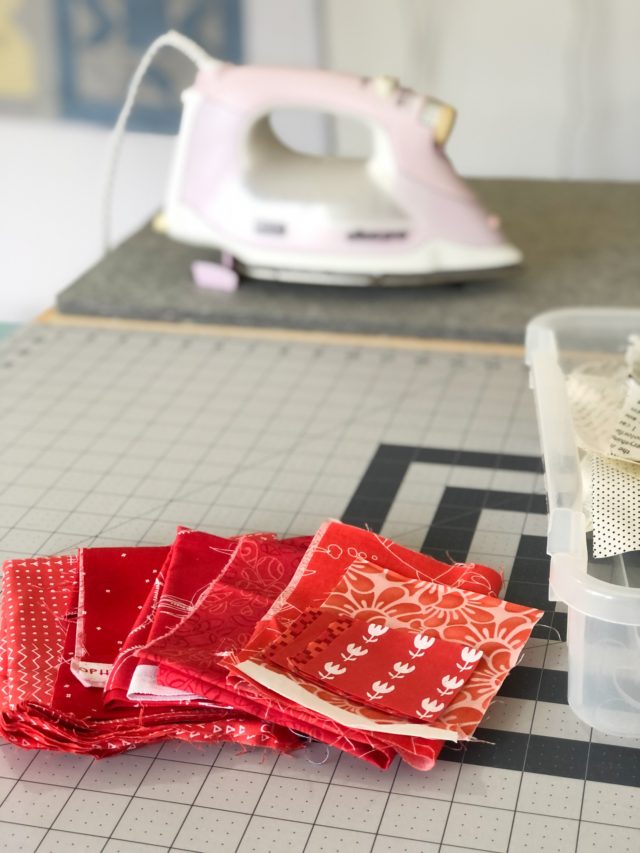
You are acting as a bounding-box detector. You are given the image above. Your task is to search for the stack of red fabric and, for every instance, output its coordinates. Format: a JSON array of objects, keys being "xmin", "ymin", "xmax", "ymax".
[{"xmin": 0, "ymin": 521, "xmax": 543, "ymax": 769}]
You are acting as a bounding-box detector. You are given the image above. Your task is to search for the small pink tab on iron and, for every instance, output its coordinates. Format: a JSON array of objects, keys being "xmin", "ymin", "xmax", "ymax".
[{"xmin": 191, "ymin": 260, "xmax": 239, "ymax": 293}]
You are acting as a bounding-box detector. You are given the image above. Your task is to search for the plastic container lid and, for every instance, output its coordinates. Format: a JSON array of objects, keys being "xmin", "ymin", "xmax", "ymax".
[{"xmin": 525, "ymin": 308, "xmax": 640, "ymax": 626}]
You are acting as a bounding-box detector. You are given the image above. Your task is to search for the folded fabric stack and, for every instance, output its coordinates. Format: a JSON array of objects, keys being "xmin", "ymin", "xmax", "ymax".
[{"xmin": 0, "ymin": 521, "xmax": 543, "ymax": 770}]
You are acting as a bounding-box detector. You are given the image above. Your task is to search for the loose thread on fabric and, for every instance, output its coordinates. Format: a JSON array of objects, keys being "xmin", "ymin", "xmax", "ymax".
[
  {"xmin": 468, "ymin": 734, "xmax": 497, "ymax": 746},
  {"xmin": 287, "ymin": 728, "xmax": 314, "ymax": 743},
  {"xmin": 534, "ymin": 623, "xmax": 563, "ymax": 642},
  {"xmin": 305, "ymin": 741, "xmax": 332, "ymax": 766}
]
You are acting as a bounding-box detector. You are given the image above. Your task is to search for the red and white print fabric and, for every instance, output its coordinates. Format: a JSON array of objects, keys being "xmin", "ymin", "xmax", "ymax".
[
  {"xmin": 0, "ymin": 519, "xmax": 541, "ymax": 769},
  {"xmin": 320, "ymin": 561, "xmax": 543, "ymax": 738},
  {"xmin": 286, "ymin": 615, "xmax": 482, "ymax": 721}
]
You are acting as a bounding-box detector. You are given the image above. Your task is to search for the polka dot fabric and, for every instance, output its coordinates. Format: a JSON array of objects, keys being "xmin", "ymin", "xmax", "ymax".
[
  {"xmin": 0, "ymin": 556, "xmax": 77, "ymax": 708},
  {"xmin": 0, "ymin": 551, "xmax": 301, "ymax": 757},
  {"xmin": 591, "ymin": 455, "xmax": 640, "ymax": 558}
]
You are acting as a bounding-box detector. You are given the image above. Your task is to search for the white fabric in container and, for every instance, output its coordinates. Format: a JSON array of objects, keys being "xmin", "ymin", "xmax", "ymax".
[{"xmin": 567, "ymin": 336, "xmax": 640, "ymax": 557}]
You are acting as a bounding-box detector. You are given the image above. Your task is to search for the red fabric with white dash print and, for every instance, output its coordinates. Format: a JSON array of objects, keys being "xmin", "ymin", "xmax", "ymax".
[
  {"xmin": 0, "ymin": 555, "xmax": 77, "ymax": 709},
  {"xmin": 264, "ymin": 608, "xmax": 342, "ymax": 671},
  {"xmin": 289, "ymin": 616, "xmax": 482, "ymax": 722},
  {"xmin": 157, "ymin": 660, "xmax": 397, "ymax": 770}
]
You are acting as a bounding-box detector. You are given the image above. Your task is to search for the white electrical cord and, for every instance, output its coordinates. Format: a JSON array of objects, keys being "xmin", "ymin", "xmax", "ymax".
[{"xmin": 101, "ymin": 30, "xmax": 214, "ymax": 253}]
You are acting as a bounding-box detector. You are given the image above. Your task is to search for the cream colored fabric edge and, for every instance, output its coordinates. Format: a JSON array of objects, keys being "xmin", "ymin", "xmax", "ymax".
[
  {"xmin": 236, "ymin": 659, "xmax": 458, "ymax": 742},
  {"xmin": 127, "ymin": 664, "xmax": 205, "ymax": 703}
]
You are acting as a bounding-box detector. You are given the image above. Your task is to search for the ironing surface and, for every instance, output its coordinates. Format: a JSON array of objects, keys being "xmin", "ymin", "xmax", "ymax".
[
  {"xmin": 1, "ymin": 322, "xmax": 639, "ymax": 852},
  {"xmin": 58, "ymin": 179, "xmax": 640, "ymax": 341}
]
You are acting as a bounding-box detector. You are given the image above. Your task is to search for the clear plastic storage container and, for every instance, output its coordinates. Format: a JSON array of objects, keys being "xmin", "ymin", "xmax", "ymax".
[{"xmin": 525, "ymin": 307, "xmax": 640, "ymax": 738}]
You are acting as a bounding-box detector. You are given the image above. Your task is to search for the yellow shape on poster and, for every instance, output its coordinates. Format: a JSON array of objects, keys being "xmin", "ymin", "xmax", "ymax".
[{"xmin": 0, "ymin": 0, "xmax": 37, "ymax": 98}]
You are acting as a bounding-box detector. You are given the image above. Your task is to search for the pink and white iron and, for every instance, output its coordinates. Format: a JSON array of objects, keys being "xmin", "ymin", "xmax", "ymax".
[{"xmin": 105, "ymin": 31, "xmax": 522, "ymax": 287}]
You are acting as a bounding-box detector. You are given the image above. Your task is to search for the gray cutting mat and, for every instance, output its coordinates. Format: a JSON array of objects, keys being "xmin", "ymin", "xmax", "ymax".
[
  {"xmin": 1, "ymin": 323, "xmax": 639, "ymax": 853},
  {"xmin": 57, "ymin": 180, "xmax": 640, "ymax": 342}
]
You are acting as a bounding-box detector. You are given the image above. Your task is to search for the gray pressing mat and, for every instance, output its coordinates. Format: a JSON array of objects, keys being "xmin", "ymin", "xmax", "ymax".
[
  {"xmin": 1, "ymin": 323, "xmax": 639, "ymax": 853},
  {"xmin": 57, "ymin": 180, "xmax": 640, "ymax": 342}
]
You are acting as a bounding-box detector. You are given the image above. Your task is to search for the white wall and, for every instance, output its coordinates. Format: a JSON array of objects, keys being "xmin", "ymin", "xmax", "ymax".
[
  {"xmin": 243, "ymin": 0, "xmax": 327, "ymax": 153},
  {"xmin": 324, "ymin": 0, "xmax": 640, "ymax": 180}
]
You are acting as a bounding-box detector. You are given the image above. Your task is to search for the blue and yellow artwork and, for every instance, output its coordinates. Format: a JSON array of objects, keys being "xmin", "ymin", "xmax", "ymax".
[
  {"xmin": 0, "ymin": 0, "xmax": 242, "ymax": 130},
  {"xmin": 0, "ymin": 0, "xmax": 38, "ymax": 98}
]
